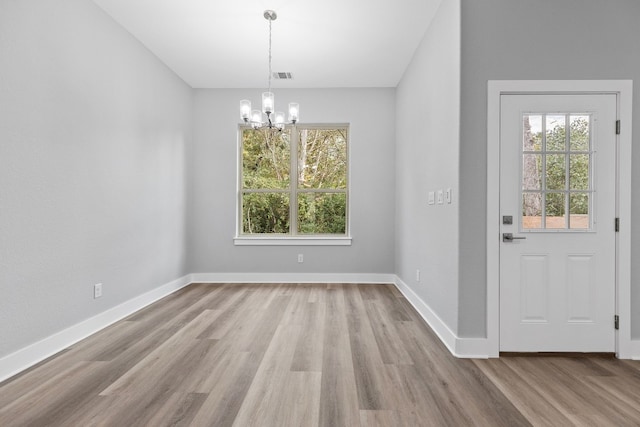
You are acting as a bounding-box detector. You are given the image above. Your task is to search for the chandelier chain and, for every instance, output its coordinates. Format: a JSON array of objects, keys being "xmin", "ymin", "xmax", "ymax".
[{"xmin": 268, "ymin": 16, "xmax": 272, "ymax": 96}]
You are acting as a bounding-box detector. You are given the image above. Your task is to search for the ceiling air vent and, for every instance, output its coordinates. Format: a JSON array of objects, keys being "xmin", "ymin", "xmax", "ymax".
[{"xmin": 273, "ymin": 72, "xmax": 293, "ymax": 80}]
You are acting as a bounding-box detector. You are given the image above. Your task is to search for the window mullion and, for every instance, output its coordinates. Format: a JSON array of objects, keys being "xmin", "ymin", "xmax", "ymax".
[{"xmin": 290, "ymin": 125, "xmax": 298, "ymax": 236}]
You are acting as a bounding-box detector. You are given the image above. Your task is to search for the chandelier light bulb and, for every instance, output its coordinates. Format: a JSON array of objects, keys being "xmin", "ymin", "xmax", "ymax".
[
  {"xmin": 274, "ymin": 111, "xmax": 285, "ymax": 130},
  {"xmin": 250, "ymin": 110, "xmax": 263, "ymax": 129},
  {"xmin": 262, "ymin": 92, "xmax": 274, "ymax": 115},
  {"xmin": 288, "ymin": 103, "xmax": 299, "ymax": 123},
  {"xmin": 240, "ymin": 100, "xmax": 251, "ymax": 122}
]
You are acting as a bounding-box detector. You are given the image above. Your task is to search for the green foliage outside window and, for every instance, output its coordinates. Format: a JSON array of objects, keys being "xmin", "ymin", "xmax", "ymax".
[{"xmin": 240, "ymin": 126, "xmax": 348, "ymax": 235}]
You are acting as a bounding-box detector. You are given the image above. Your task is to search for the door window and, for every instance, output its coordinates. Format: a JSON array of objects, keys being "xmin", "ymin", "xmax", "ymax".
[{"xmin": 521, "ymin": 113, "xmax": 592, "ymax": 230}]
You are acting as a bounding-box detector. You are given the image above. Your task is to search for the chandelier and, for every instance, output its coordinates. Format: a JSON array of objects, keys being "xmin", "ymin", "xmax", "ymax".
[{"xmin": 239, "ymin": 10, "xmax": 299, "ymax": 131}]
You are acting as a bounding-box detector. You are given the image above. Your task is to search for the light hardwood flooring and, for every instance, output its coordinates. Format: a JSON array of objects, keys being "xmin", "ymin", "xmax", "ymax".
[{"xmin": 1, "ymin": 283, "xmax": 640, "ymax": 426}]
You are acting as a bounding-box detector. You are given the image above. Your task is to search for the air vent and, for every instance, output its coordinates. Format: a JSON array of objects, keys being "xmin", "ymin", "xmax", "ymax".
[{"xmin": 273, "ymin": 72, "xmax": 293, "ymax": 80}]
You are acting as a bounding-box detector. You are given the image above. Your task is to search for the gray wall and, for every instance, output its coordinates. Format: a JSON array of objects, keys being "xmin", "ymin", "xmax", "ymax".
[
  {"xmin": 188, "ymin": 88, "xmax": 396, "ymax": 275},
  {"xmin": 0, "ymin": 0, "xmax": 193, "ymax": 358},
  {"xmin": 459, "ymin": 0, "xmax": 640, "ymax": 337},
  {"xmin": 396, "ymin": 0, "xmax": 461, "ymax": 333}
]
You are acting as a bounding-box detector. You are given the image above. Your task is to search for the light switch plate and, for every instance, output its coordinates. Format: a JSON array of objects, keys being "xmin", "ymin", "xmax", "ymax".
[
  {"xmin": 428, "ymin": 191, "xmax": 435, "ymax": 205},
  {"xmin": 446, "ymin": 188, "xmax": 452, "ymax": 204},
  {"xmin": 437, "ymin": 190, "xmax": 444, "ymax": 204}
]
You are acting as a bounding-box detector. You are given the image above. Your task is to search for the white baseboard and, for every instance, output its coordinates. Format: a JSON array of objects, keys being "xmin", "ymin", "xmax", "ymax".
[
  {"xmin": 189, "ymin": 272, "xmax": 396, "ymax": 284},
  {"xmin": 0, "ymin": 274, "xmax": 192, "ymax": 383},
  {"xmin": 628, "ymin": 340, "xmax": 640, "ymax": 360},
  {"xmin": 15, "ymin": 271, "xmax": 636, "ymax": 383},
  {"xmin": 393, "ymin": 276, "xmax": 489, "ymax": 358}
]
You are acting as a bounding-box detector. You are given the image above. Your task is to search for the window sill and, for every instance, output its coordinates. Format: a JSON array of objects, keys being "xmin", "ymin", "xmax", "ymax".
[{"xmin": 234, "ymin": 236, "xmax": 352, "ymax": 246}]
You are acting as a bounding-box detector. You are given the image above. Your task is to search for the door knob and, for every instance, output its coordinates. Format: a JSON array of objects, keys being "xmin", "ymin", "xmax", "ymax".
[{"xmin": 503, "ymin": 233, "xmax": 527, "ymax": 242}]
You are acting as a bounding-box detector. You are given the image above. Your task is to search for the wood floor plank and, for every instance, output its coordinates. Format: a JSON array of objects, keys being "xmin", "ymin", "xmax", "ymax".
[
  {"xmin": 99, "ymin": 309, "xmax": 221, "ymax": 396},
  {"xmin": 473, "ymin": 358, "xmax": 569, "ymax": 426},
  {"xmin": 344, "ymin": 284, "xmax": 393, "ymax": 410},
  {"xmin": 291, "ymin": 285, "xmax": 326, "ymax": 372},
  {"xmin": 359, "ymin": 410, "xmax": 400, "ymax": 427},
  {"xmin": 2, "ymin": 283, "xmax": 640, "ymax": 426},
  {"xmin": 145, "ymin": 392, "xmax": 209, "ymax": 427},
  {"xmin": 319, "ymin": 285, "xmax": 361, "ymax": 427},
  {"xmin": 364, "ymin": 298, "xmax": 413, "ymax": 365}
]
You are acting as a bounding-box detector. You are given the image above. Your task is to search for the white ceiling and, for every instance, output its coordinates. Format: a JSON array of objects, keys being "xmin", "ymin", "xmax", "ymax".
[{"xmin": 92, "ymin": 0, "xmax": 442, "ymax": 89}]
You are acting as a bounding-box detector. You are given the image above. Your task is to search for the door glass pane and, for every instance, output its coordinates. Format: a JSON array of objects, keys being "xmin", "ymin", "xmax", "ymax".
[
  {"xmin": 522, "ymin": 193, "xmax": 542, "ymax": 229},
  {"xmin": 298, "ymin": 192, "xmax": 347, "ymax": 234},
  {"xmin": 523, "ymin": 115, "xmax": 542, "ymax": 152},
  {"xmin": 546, "ymin": 154, "xmax": 566, "ymax": 190},
  {"xmin": 522, "ymin": 154, "xmax": 542, "ymax": 190},
  {"xmin": 569, "ymin": 154, "xmax": 589, "ymax": 190},
  {"xmin": 242, "ymin": 193, "xmax": 290, "ymax": 234},
  {"xmin": 569, "ymin": 115, "xmax": 590, "ymax": 151},
  {"xmin": 569, "ymin": 193, "xmax": 589, "ymax": 230},
  {"xmin": 546, "ymin": 115, "xmax": 566, "ymax": 151},
  {"xmin": 545, "ymin": 193, "xmax": 566, "ymax": 229}
]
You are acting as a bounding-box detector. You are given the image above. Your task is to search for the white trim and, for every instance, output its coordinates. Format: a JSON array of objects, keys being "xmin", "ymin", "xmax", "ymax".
[
  {"xmin": 234, "ymin": 236, "xmax": 352, "ymax": 246},
  {"xmin": 189, "ymin": 272, "xmax": 394, "ymax": 284},
  {"xmin": 629, "ymin": 341, "xmax": 640, "ymax": 360},
  {"xmin": 487, "ymin": 80, "xmax": 634, "ymax": 358},
  {"xmin": 0, "ymin": 275, "xmax": 192, "ymax": 383},
  {"xmin": 393, "ymin": 277, "xmax": 490, "ymax": 358}
]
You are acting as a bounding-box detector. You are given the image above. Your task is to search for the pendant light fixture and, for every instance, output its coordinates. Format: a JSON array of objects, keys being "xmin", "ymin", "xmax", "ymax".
[{"xmin": 239, "ymin": 10, "xmax": 299, "ymax": 131}]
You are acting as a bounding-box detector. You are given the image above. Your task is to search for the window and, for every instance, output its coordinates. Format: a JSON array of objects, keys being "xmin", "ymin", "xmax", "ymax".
[
  {"xmin": 237, "ymin": 124, "xmax": 349, "ymax": 244},
  {"xmin": 521, "ymin": 113, "xmax": 592, "ymax": 230}
]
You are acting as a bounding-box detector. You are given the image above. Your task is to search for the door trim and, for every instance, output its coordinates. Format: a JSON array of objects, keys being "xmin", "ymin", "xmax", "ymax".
[{"xmin": 486, "ymin": 80, "xmax": 633, "ymax": 358}]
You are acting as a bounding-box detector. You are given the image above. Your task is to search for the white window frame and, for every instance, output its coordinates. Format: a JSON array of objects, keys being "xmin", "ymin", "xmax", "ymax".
[{"xmin": 234, "ymin": 123, "xmax": 352, "ymax": 246}]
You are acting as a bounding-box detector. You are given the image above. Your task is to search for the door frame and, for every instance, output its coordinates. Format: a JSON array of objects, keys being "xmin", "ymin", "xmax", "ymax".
[{"xmin": 486, "ymin": 80, "xmax": 633, "ymax": 358}]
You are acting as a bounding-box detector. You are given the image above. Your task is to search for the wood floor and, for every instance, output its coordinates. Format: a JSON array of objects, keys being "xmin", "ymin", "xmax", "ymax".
[{"xmin": 1, "ymin": 283, "xmax": 640, "ymax": 426}]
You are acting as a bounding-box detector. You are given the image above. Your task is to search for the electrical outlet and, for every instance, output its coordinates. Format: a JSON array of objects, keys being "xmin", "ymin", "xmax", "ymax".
[
  {"xmin": 94, "ymin": 283, "xmax": 103, "ymax": 299},
  {"xmin": 298, "ymin": 254, "xmax": 304, "ymax": 263},
  {"xmin": 416, "ymin": 269, "xmax": 420, "ymax": 282}
]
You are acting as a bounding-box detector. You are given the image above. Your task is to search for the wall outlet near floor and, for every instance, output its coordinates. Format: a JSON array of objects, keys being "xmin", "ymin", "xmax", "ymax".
[
  {"xmin": 297, "ymin": 254, "xmax": 304, "ymax": 263},
  {"xmin": 94, "ymin": 283, "xmax": 103, "ymax": 299},
  {"xmin": 416, "ymin": 269, "xmax": 421, "ymax": 282}
]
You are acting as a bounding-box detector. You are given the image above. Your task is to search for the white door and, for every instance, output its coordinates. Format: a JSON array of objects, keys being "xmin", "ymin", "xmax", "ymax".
[{"xmin": 500, "ymin": 94, "xmax": 617, "ymax": 352}]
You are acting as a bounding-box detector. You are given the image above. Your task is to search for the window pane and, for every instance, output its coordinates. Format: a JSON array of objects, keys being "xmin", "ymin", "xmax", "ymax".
[
  {"xmin": 298, "ymin": 193, "xmax": 347, "ymax": 234},
  {"xmin": 242, "ymin": 128, "xmax": 290, "ymax": 189},
  {"xmin": 570, "ymin": 115, "xmax": 590, "ymax": 151},
  {"xmin": 522, "ymin": 154, "xmax": 542, "ymax": 190},
  {"xmin": 242, "ymin": 193, "xmax": 290, "ymax": 234},
  {"xmin": 569, "ymin": 193, "xmax": 589, "ymax": 230},
  {"xmin": 522, "ymin": 193, "xmax": 542, "ymax": 229},
  {"xmin": 523, "ymin": 115, "xmax": 542, "ymax": 152},
  {"xmin": 569, "ymin": 154, "xmax": 589, "ymax": 190},
  {"xmin": 545, "ymin": 193, "xmax": 566, "ymax": 229},
  {"xmin": 546, "ymin": 115, "xmax": 566, "ymax": 151},
  {"xmin": 546, "ymin": 154, "xmax": 566, "ymax": 190},
  {"xmin": 298, "ymin": 129, "xmax": 347, "ymax": 189}
]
